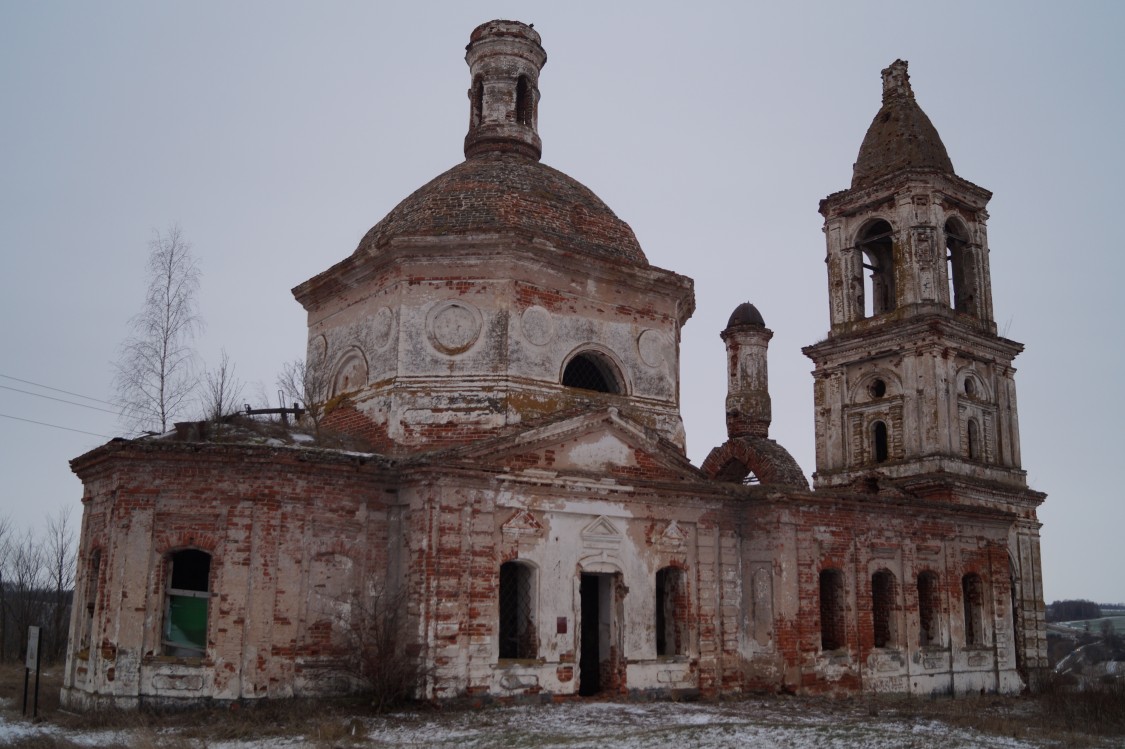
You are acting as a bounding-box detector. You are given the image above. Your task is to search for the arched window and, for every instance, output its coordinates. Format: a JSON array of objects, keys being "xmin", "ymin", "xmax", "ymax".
[
  {"xmin": 163, "ymin": 549, "xmax": 211, "ymax": 657},
  {"xmin": 873, "ymin": 420, "xmax": 889, "ymax": 463},
  {"xmin": 962, "ymin": 574, "xmax": 985, "ymax": 646},
  {"xmin": 656, "ymin": 567, "xmax": 687, "ymax": 656},
  {"xmin": 563, "ymin": 351, "xmax": 622, "ymax": 394},
  {"xmin": 858, "ymin": 220, "xmax": 896, "ymax": 317},
  {"xmin": 967, "ymin": 418, "xmax": 981, "ymax": 461},
  {"xmin": 945, "ymin": 218, "xmax": 974, "ymax": 314},
  {"xmin": 917, "ymin": 571, "xmax": 941, "ymax": 647},
  {"xmin": 819, "ymin": 569, "xmax": 846, "ymax": 650},
  {"xmin": 872, "ymin": 570, "xmax": 897, "ymax": 648},
  {"xmin": 516, "ymin": 75, "xmax": 533, "ymax": 126},
  {"xmin": 499, "ymin": 561, "xmax": 536, "ymax": 659}
]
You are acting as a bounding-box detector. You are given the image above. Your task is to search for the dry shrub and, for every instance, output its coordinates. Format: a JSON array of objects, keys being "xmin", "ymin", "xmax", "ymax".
[
  {"xmin": 333, "ymin": 585, "xmax": 430, "ymax": 712},
  {"xmin": 308, "ymin": 716, "xmax": 367, "ymax": 746},
  {"xmin": 1038, "ymin": 673, "xmax": 1125, "ymax": 735}
]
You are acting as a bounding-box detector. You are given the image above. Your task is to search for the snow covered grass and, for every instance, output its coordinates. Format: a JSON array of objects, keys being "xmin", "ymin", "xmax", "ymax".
[{"xmin": 0, "ymin": 664, "xmax": 1120, "ymax": 749}]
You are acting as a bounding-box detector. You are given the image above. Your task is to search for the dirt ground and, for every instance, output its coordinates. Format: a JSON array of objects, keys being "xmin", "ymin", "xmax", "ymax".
[{"xmin": 1, "ymin": 663, "xmax": 1121, "ymax": 749}]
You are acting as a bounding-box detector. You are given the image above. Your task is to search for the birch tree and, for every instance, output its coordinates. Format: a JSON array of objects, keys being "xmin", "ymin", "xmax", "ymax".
[
  {"xmin": 45, "ymin": 507, "xmax": 76, "ymax": 659},
  {"xmin": 114, "ymin": 225, "xmax": 203, "ymax": 433}
]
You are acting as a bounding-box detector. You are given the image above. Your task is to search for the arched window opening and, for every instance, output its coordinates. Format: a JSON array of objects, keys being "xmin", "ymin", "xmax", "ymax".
[
  {"xmin": 470, "ymin": 76, "xmax": 484, "ymax": 128},
  {"xmin": 819, "ymin": 569, "xmax": 846, "ymax": 651},
  {"xmin": 163, "ymin": 549, "xmax": 211, "ymax": 657},
  {"xmin": 656, "ymin": 567, "xmax": 687, "ymax": 656},
  {"xmin": 967, "ymin": 419, "xmax": 981, "ymax": 461},
  {"xmin": 917, "ymin": 571, "xmax": 941, "ymax": 647},
  {"xmin": 563, "ymin": 352, "xmax": 622, "ymax": 394},
  {"xmin": 1009, "ymin": 560, "xmax": 1025, "ymax": 677},
  {"xmin": 873, "ymin": 420, "xmax": 889, "ymax": 463},
  {"xmin": 962, "ymin": 574, "xmax": 985, "ymax": 646},
  {"xmin": 81, "ymin": 549, "xmax": 102, "ymax": 652},
  {"xmin": 499, "ymin": 561, "xmax": 536, "ymax": 659},
  {"xmin": 516, "ymin": 75, "xmax": 533, "ymax": 126},
  {"xmin": 858, "ymin": 220, "xmax": 896, "ymax": 317},
  {"xmin": 945, "ymin": 219, "xmax": 973, "ymax": 314},
  {"xmin": 872, "ymin": 570, "xmax": 897, "ymax": 648}
]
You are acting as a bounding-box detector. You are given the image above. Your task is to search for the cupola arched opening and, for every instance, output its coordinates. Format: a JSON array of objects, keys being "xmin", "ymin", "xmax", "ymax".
[
  {"xmin": 470, "ymin": 75, "xmax": 484, "ymax": 128},
  {"xmin": 516, "ymin": 75, "xmax": 533, "ymax": 126},
  {"xmin": 857, "ymin": 220, "xmax": 896, "ymax": 317},
  {"xmin": 563, "ymin": 351, "xmax": 623, "ymax": 395}
]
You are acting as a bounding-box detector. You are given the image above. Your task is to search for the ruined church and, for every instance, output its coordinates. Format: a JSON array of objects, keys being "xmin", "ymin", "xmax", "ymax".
[{"xmin": 62, "ymin": 21, "xmax": 1047, "ymax": 708}]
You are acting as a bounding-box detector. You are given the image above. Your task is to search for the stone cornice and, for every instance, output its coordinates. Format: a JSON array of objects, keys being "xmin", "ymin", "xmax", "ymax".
[
  {"xmin": 820, "ymin": 169, "xmax": 992, "ymax": 218},
  {"xmin": 803, "ymin": 311, "xmax": 1024, "ymax": 366},
  {"xmin": 292, "ymin": 234, "xmax": 696, "ymax": 325}
]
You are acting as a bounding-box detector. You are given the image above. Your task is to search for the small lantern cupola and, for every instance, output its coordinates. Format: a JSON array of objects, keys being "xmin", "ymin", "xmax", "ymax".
[
  {"xmin": 722, "ymin": 302, "xmax": 773, "ymax": 439},
  {"xmin": 464, "ymin": 20, "xmax": 547, "ymax": 161}
]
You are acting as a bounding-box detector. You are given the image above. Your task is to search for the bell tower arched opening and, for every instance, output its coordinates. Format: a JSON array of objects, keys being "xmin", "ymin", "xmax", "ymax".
[
  {"xmin": 945, "ymin": 217, "xmax": 974, "ymax": 315},
  {"xmin": 873, "ymin": 420, "xmax": 889, "ymax": 463},
  {"xmin": 858, "ymin": 220, "xmax": 895, "ymax": 317}
]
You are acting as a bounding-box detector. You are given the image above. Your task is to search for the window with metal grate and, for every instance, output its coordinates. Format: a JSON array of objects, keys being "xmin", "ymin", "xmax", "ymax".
[
  {"xmin": 499, "ymin": 561, "xmax": 536, "ymax": 659},
  {"xmin": 562, "ymin": 353, "xmax": 620, "ymax": 394}
]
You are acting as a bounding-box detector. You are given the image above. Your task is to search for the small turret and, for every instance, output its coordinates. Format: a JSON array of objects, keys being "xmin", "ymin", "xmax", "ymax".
[
  {"xmin": 464, "ymin": 20, "xmax": 547, "ymax": 161},
  {"xmin": 721, "ymin": 302, "xmax": 772, "ymax": 439}
]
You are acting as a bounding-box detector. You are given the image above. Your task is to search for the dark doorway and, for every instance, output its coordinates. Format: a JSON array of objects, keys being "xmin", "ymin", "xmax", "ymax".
[{"xmin": 579, "ymin": 573, "xmax": 601, "ymax": 695}]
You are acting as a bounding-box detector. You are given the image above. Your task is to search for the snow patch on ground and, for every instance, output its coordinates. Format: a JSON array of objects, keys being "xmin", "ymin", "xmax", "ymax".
[{"xmin": 0, "ymin": 699, "xmax": 1100, "ymax": 748}]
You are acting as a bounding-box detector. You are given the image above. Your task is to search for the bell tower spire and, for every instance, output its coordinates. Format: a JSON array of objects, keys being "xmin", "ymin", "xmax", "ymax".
[{"xmin": 464, "ymin": 20, "xmax": 547, "ymax": 161}]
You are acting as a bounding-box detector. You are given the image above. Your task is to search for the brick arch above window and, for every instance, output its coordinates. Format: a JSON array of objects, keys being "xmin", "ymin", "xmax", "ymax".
[
  {"xmin": 849, "ymin": 370, "xmax": 904, "ymax": 403},
  {"xmin": 700, "ymin": 436, "xmax": 809, "ymax": 489}
]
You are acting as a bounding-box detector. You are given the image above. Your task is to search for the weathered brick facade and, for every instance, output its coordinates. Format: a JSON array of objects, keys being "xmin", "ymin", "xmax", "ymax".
[{"xmin": 62, "ymin": 25, "xmax": 1045, "ymax": 709}]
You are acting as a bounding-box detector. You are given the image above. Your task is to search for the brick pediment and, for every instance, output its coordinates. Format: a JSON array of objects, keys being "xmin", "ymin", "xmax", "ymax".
[{"xmin": 448, "ymin": 407, "xmax": 704, "ymax": 483}]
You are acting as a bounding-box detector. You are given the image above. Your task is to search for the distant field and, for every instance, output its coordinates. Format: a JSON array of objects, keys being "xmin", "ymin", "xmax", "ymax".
[{"xmin": 1059, "ymin": 616, "xmax": 1125, "ymax": 634}]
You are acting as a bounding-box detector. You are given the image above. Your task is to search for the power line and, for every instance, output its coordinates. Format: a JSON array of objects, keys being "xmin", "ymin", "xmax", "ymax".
[
  {"xmin": 0, "ymin": 385, "xmax": 121, "ymax": 416},
  {"xmin": 0, "ymin": 413, "xmax": 114, "ymax": 439},
  {"xmin": 0, "ymin": 373, "xmax": 119, "ymax": 407}
]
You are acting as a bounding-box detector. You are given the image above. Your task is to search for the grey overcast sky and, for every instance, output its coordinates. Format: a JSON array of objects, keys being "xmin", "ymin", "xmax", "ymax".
[{"xmin": 1, "ymin": 2, "xmax": 1122, "ymax": 603}]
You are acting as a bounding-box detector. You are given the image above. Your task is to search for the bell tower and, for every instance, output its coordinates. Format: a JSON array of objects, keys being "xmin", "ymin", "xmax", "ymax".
[
  {"xmin": 804, "ymin": 60, "xmax": 1025, "ymax": 490},
  {"xmin": 804, "ymin": 61, "xmax": 1048, "ymax": 681}
]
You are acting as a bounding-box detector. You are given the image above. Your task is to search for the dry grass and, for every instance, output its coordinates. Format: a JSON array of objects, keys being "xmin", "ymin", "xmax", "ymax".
[{"xmin": 1, "ymin": 662, "xmax": 1122, "ymax": 748}]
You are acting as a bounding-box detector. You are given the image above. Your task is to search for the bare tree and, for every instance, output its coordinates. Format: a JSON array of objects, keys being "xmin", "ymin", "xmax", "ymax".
[
  {"xmin": 0, "ymin": 515, "xmax": 11, "ymax": 661},
  {"xmin": 45, "ymin": 507, "xmax": 77, "ymax": 660},
  {"xmin": 278, "ymin": 352, "xmax": 331, "ymax": 436},
  {"xmin": 6, "ymin": 528, "xmax": 45, "ymax": 661},
  {"xmin": 200, "ymin": 349, "xmax": 244, "ymax": 427},
  {"xmin": 114, "ymin": 225, "xmax": 203, "ymax": 434}
]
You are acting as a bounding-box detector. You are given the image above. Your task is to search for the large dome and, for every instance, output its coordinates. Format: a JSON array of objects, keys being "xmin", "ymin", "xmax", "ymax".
[
  {"xmin": 851, "ymin": 60, "xmax": 953, "ymax": 190},
  {"xmin": 354, "ymin": 151, "xmax": 647, "ymax": 265}
]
